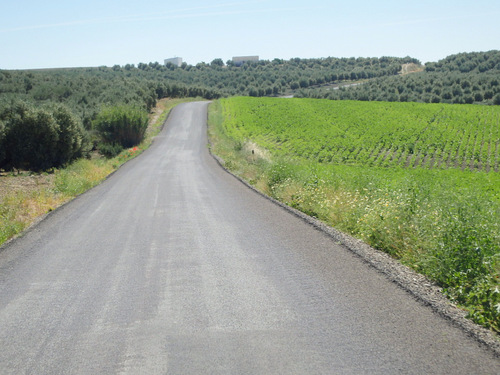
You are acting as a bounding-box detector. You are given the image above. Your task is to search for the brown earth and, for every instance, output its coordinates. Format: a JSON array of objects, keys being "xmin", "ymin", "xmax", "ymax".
[
  {"xmin": 0, "ymin": 172, "xmax": 54, "ymax": 203},
  {"xmin": 400, "ymin": 63, "xmax": 424, "ymax": 75}
]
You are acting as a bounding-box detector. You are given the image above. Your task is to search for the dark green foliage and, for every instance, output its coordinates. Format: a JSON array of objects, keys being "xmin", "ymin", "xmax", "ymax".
[
  {"xmin": 93, "ymin": 105, "xmax": 148, "ymax": 149},
  {"xmin": 0, "ymin": 64, "xmax": 223, "ymax": 171},
  {"xmin": 97, "ymin": 142, "xmax": 123, "ymax": 158},
  {"xmin": 424, "ymin": 51, "xmax": 500, "ymax": 74},
  {"xmin": 267, "ymin": 161, "xmax": 298, "ymax": 188},
  {"xmin": 297, "ymin": 50, "xmax": 500, "ymax": 105},
  {"xmin": 421, "ymin": 198, "xmax": 500, "ymax": 330},
  {"xmin": 425, "ymin": 200, "xmax": 494, "ymax": 288},
  {"xmin": 51, "ymin": 105, "xmax": 91, "ymax": 165},
  {"xmin": 211, "ymin": 58, "xmax": 224, "ymax": 67},
  {"xmin": 0, "ymin": 120, "xmax": 6, "ymax": 166},
  {"xmin": 0, "ymin": 102, "xmax": 89, "ymax": 171}
]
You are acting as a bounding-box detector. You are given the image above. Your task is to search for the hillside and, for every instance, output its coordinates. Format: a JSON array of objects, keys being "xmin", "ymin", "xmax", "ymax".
[
  {"xmin": 2, "ymin": 52, "xmax": 497, "ymax": 131},
  {"xmin": 298, "ymin": 50, "xmax": 500, "ymax": 105},
  {"xmin": 0, "ymin": 56, "xmax": 416, "ymax": 126}
]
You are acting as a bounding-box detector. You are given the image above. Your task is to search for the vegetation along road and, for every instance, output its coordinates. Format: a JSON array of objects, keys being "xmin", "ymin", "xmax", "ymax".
[{"xmin": 0, "ymin": 102, "xmax": 498, "ymax": 374}]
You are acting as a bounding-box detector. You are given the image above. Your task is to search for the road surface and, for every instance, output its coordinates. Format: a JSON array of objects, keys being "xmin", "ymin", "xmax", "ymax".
[{"xmin": 0, "ymin": 102, "xmax": 498, "ymax": 374}]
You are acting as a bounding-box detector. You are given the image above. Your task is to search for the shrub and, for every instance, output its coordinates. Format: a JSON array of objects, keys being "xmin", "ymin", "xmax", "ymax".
[
  {"xmin": 97, "ymin": 142, "xmax": 123, "ymax": 158},
  {"xmin": 0, "ymin": 120, "xmax": 5, "ymax": 166},
  {"xmin": 0, "ymin": 102, "xmax": 89, "ymax": 172},
  {"xmin": 267, "ymin": 161, "xmax": 294, "ymax": 188},
  {"xmin": 51, "ymin": 105, "xmax": 91, "ymax": 165},
  {"xmin": 1, "ymin": 102, "xmax": 59, "ymax": 171},
  {"xmin": 493, "ymin": 93, "xmax": 500, "ymax": 105},
  {"xmin": 93, "ymin": 105, "xmax": 148, "ymax": 149}
]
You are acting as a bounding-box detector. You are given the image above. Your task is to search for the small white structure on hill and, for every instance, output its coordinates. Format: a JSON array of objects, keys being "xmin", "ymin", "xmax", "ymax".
[
  {"xmin": 164, "ymin": 57, "xmax": 183, "ymax": 67},
  {"xmin": 232, "ymin": 56, "xmax": 259, "ymax": 66}
]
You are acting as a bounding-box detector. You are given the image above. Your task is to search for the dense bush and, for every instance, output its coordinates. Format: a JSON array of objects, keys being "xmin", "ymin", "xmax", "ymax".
[
  {"xmin": 50, "ymin": 105, "xmax": 91, "ymax": 165},
  {"xmin": 97, "ymin": 142, "xmax": 124, "ymax": 158},
  {"xmin": 0, "ymin": 120, "xmax": 5, "ymax": 165},
  {"xmin": 93, "ymin": 105, "xmax": 148, "ymax": 152},
  {"xmin": 0, "ymin": 102, "xmax": 89, "ymax": 171}
]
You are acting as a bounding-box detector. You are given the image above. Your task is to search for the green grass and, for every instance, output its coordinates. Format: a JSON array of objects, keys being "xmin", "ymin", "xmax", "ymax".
[
  {"xmin": 220, "ymin": 97, "xmax": 500, "ymax": 172},
  {"xmin": 209, "ymin": 97, "xmax": 500, "ymax": 332},
  {"xmin": 0, "ymin": 186, "xmax": 65, "ymax": 245}
]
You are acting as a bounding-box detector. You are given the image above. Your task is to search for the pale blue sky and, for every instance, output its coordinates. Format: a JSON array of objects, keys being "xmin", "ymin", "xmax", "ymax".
[{"xmin": 1, "ymin": 0, "xmax": 499, "ymax": 69}]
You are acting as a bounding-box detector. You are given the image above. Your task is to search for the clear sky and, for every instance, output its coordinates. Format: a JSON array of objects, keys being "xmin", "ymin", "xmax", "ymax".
[{"xmin": 1, "ymin": 0, "xmax": 499, "ymax": 69}]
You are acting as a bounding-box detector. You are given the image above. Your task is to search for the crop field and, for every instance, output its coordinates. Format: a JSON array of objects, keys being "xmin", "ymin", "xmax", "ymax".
[
  {"xmin": 221, "ymin": 97, "xmax": 500, "ymax": 172},
  {"xmin": 213, "ymin": 97, "xmax": 500, "ymax": 331}
]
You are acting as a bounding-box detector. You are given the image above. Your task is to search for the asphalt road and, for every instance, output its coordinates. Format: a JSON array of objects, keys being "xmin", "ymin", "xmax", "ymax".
[{"xmin": 0, "ymin": 102, "xmax": 498, "ymax": 374}]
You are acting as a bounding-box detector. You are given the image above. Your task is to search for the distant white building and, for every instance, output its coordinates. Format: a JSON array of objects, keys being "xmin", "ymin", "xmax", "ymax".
[
  {"xmin": 164, "ymin": 57, "xmax": 183, "ymax": 67},
  {"xmin": 232, "ymin": 56, "xmax": 259, "ymax": 66}
]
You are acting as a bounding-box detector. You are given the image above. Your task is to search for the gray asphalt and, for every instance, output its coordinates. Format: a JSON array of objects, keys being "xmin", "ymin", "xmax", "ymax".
[{"xmin": 0, "ymin": 102, "xmax": 498, "ymax": 374}]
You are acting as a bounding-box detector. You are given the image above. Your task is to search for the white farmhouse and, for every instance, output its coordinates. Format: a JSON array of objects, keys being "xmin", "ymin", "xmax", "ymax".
[
  {"xmin": 232, "ymin": 56, "xmax": 259, "ymax": 66},
  {"xmin": 164, "ymin": 57, "xmax": 183, "ymax": 67}
]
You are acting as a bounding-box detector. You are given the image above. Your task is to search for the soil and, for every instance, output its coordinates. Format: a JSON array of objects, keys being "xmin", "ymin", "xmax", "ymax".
[
  {"xmin": 0, "ymin": 172, "xmax": 54, "ymax": 203},
  {"xmin": 243, "ymin": 141, "xmax": 271, "ymax": 161},
  {"xmin": 400, "ymin": 63, "xmax": 425, "ymax": 75}
]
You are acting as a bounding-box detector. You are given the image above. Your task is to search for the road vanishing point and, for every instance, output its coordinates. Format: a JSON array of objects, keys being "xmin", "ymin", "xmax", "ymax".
[{"xmin": 0, "ymin": 102, "xmax": 498, "ymax": 374}]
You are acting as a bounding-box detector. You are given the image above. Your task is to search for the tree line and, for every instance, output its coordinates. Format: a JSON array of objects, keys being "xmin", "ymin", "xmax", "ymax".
[{"xmin": 0, "ymin": 55, "xmax": 415, "ymax": 122}]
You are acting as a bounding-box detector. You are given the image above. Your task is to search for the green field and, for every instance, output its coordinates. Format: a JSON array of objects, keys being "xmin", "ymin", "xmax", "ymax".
[
  {"xmin": 213, "ymin": 97, "xmax": 500, "ymax": 331},
  {"xmin": 221, "ymin": 97, "xmax": 500, "ymax": 172}
]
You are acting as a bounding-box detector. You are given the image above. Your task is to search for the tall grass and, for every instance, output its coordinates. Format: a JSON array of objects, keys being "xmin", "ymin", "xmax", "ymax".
[
  {"xmin": 54, "ymin": 158, "xmax": 114, "ymax": 196},
  {"xmin": 267, "ymin": 163, "xmax": 500, "ymax": 330}
]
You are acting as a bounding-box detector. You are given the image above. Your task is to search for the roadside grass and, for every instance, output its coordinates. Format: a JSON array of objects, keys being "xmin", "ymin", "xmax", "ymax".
[
  {"xmin": 0, "ymin": 187, "xmax": 65, "ymax": 245},
  {"xmin": 208, "ymin": 100, "xmax": 500, "ymax": 333},
  {"xmin": 0, "ymin": 97, "xmax": 199, "ymax": 247}
]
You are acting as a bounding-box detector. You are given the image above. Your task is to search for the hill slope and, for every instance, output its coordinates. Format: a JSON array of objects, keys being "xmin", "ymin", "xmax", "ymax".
[{"xmin": 298, "ymin": 50, "xmax": 500, "ymax": 105}]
